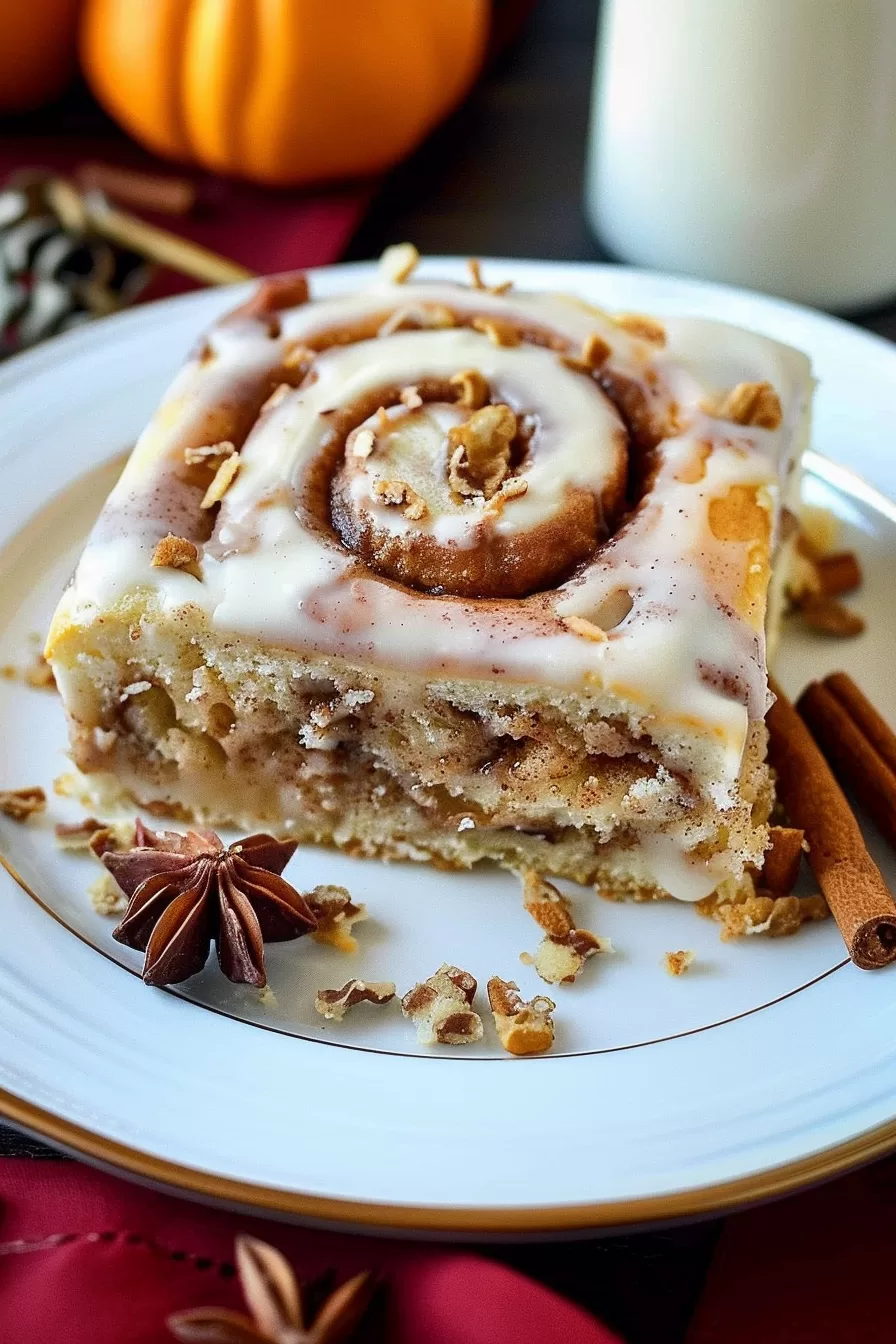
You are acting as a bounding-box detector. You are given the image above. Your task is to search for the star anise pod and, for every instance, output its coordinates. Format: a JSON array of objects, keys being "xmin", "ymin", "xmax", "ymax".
[
  {"xmin": 168, "ymin": 1234, "xmax": 375, "ymax": 1344},
  {"xmin": 103, "ymin": 822, "xmax": 316, "ymax": 988}
]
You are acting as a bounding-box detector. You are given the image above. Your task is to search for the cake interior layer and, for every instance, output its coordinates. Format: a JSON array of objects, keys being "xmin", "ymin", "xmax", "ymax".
[{"xmin": 50, "ymin": 600, "xmax": 771, "ymax": 899}]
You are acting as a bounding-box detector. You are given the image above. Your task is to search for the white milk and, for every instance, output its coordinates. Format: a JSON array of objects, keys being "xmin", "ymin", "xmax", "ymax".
[{"xmin": 585, "ymin": 0, "xmax": 896, "ymax": 310}]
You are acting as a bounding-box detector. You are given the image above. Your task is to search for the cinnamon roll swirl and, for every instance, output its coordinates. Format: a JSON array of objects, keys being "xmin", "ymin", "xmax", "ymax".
[{"xmin": 48, "ymin": 249, "xmax": 813, "ymax": 902}]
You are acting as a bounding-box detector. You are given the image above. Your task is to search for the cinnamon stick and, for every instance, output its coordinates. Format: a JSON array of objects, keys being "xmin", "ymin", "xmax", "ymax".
[
  {"xmin": 823, "ymin": 671, "xmax": 896, "ymax": 778},
  {"xmin": 797, "ymin": 680, "xmax": 896, "ymax": 850},
  {"xmin": 816, "ymin": 551, "xmax": 862, "ymax": 597},
  {"xmin": 766, "ymin": 677, "xmax": 896, "ymax": 969},
  {"xmin": 76, "ymin": 162, "xmax": 197, "ymax": 216}
]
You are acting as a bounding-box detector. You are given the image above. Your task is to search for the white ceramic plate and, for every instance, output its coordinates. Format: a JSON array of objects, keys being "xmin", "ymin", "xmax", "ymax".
[{"xmin": 0, "ymin": 260, "xmax": 894, "ymax": 1235}]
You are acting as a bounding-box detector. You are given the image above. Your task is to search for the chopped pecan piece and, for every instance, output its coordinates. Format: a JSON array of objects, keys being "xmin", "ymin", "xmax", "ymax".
[
  {"xmin": 306, "ymin": 884, "xmax": 368, "ymax": 954},
  {"xmin": 471, "ymin": 316, "xmax": 521, "ymax": 347},
  {"xmin": 449, "ymin": 368, "xmax": 490, "ymax": 410},
  {"xmin": 282, "ymin": 342, "xmax": 314, "ymax": 371},
  {"xmin": 614, "ymin": 313, "xmax": 666, "ymax": 345},
  {"xmin": 372, "ymin": 478, "xmax": 428, "ymax": 521},
  {"xmin": 562, "ymin": 333, "xmax": 612, "ymax": 374},
  {"xmin": 400, "ymin": 384, "xmax": 423, "ymax": 409},
  {"xmin": 150, "ymin": 534, "xmax": 200, "ymax": 576},
  {"xmin": 663, "ymin": 949, "xmax": 696, "ymax": 977},
  {"xmin": 351, "ymin": 428, "xmax": 376, "ymax": 460},
  {"xmin": 200, "ymin": 452, "xmax": 239, "ymax": 509},
  {"xmin": 183, "ymin": 440, "xmax": 235, "ymax": 469},
  {"xmin": 0, "ymin": 786, "xmax": 46, "ymax": 821},
  {"xmin": 562, "ymin": 614, "xmax": 607, "ymax": 644},
  {"xmin": 315, "ymin": 979, "xmax": 396, "ymax": 1022},
  {"xmin": 715, "ymin": 381, "xmax": 783, "ymax": 430},
  {"xmin": 401, "ymin": 964, "xmax": 484, "ymax": 1046},
  {"xmin": 447, "ymin": 403, "xmax": 516, "ymax": 500},
  {"xmin": 519, "ymin": 870, "xmax": 609, "ymax": 984},
  {"xmin": 378, "ymin": 241, "xmax": 419, "ymax": 284},
  {"xmin": 487, "ymin": 977, "xmax": 556, "ymax": 1055},
  {"xmin": 377, "ymin": 302, "xmax": 455, "ymax": 336}
]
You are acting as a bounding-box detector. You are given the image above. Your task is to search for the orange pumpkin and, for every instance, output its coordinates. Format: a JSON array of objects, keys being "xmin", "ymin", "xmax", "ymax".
[
  {"xmin": 0, "ymin": 0, "xmax": 81, "ymax": 113},
  {"xmin": 80, "ymin": 0, "xmax": 490, "ymax": 186}
]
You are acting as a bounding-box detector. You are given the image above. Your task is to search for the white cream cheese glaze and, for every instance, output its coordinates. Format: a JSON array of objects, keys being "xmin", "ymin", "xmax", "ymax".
[{"xmin": 51, "ymin": 265, "xmax": 813, "ymax": 813}]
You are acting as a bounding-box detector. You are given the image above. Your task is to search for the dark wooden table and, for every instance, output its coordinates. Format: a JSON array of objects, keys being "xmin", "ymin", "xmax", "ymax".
[{"xmin": 4, "ymin": 4, "xmax": 894, "ymax": 1340}]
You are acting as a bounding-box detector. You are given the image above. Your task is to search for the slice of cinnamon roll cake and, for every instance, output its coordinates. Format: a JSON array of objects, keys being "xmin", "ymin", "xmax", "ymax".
[{"xmin": 47, "ymin": 248, "xmax": 812, "ymax": 903}]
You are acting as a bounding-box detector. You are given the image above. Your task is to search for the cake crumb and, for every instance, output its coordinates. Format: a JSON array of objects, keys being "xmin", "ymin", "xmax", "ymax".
[
  {"xmin": 0, "ymin": 786, "xmax": 46, "ymax": 821},
  {"xmin": 664, "ymin": 949, "xmax": 696, "ymax": 976},
  {"xmin": 24, "ymin": 653, "xmax": 56, "ymax": 690},
  {"xmin": 315, "ymin": 979, "xmax": 396, "ymax": 1022},
  {"xmin": 697, "ymin": 886, "xmax": 829, "ymax": 940},
  {"xmin": 89, "ymin": 871, "xmax": 126, "ymax": 916}
]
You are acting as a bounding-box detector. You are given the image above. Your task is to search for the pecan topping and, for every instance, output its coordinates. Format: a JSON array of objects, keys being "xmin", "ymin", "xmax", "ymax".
[
  {"xmin": 449, "ymin": 368, "xmax": 490, "ymax": 410},
  {"xmin": 372, "ymin": 478, "xmax": 428, "ymax": 520},
  {"xmin": 714, "ymin": 380, "xmax": 783, "ymax": 430},
  {"xmin": 487, "ymin": 977, "xmax": 556, "ymax": 1055},
  {"xmin": 561, "ymin": 332, "xmax": 612, "ymax": 374},
  {"xmin": 377, "ymin": 302, "xmax": 455, "ymax": 336},
  {"xmin": 466, "ymin": 258, "xmax": 512, "ymax": 295},
  {"xmin": 561, "ymin": 614, "xmax": 608, "ymax": 644},
  {"xmin": 168, "ymin": 1233, "xmax": 375, "ymax": 1344},
  {"xmin": 55, "ymin": 816, "xmax": 135, "ymax": 857},
  {"xmin": 378, "ymin": 241, "xmax": 420, "ymax": 284},
  {"xmin": 401, "ymin": 964, "xmax": 484, "ymax": 1046},
  {"xmin": 351, "ymin": 428, "xmax": 376, "ymax": 460},
  {"xmin": 183, "ymin": 440, "xmax": 235, "ymax": 469},
  {"xmin": 471, "ymin": 316, "xmax": 521, "ymax": 347},
  {"xmin": 399, "ymin": 384, "xmax": 423, "ymax": 409},
  {"xmin": 0, "ymin": 786, "xmax": 46, "ymax": 821},
  {"xmin": 663, "ymin": 949, "xmax": 696, "ymax": 977},
  {"xmin": 200, "ymin": 452, "xmax": 240, "ymax": 509},
  {"xmin": 520, "ymin": 870, "xmax": 610, "ymax": 984},
  {"xmin": 614, "ymin": 312, "xmax": 667, "ymax": 345},
  {"xmin": 103, "ymin": 822, "xmax": 314, "ymax": 987},
  {"xmin": 315, "ymin": 979, "xmax": 396, "ymax": 1022},
  {"xmin": 447, "ymin": 403, "xmax": 517, "ymax": 500},
  {"xmin": 467, "ymin": 257, "xmax": 485, "ymax": 289},
  {"xmin": 150, "ymin": 534, "xmax": 200, "ymax": 576},
  {"xmin": 306, "ymin": 884, "xmax": 368, "ymax": 953}
]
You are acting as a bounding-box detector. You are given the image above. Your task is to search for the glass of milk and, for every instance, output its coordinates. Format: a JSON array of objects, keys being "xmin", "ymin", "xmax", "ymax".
[{"xmin": 585, "ymin": 0, "xmax": 896, "ymax": 311}]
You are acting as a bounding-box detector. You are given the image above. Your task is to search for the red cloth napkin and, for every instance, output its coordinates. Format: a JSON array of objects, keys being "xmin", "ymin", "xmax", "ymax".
[
  {"xmin": 0, "ymin": 128, "xmax": 371, "ymax": 291},
  {"xmin": 688, "ymin": 1156, "xmax": 896, "ymax": 1343},
  {"xmin": 0, "ymin": 1157, "xmax": 619, "ymax": 1343}
]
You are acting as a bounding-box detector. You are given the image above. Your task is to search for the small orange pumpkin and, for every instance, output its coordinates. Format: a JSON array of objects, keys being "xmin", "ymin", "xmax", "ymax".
[
  {"xmin": 0, "ymin": 0, "xmax": 81, "ymax": 114},
  {"xmin": 80, "ymin": 0, "xmax": 490, "ymax": 187}
]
